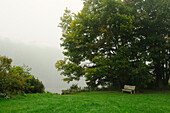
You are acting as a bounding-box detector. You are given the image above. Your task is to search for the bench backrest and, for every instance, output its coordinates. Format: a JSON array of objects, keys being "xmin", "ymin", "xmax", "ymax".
[{"xmin": 124, "ymin": 85, "xmax": 135, "ymax": 90}]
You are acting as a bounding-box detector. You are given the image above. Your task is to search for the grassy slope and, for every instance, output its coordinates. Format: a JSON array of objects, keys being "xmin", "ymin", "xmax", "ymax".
[{"xmin": 0, "ymin": 91, "xmax": 170, "ymax": 113}]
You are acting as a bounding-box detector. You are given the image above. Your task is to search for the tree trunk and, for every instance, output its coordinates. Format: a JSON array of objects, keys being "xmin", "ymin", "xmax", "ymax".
[
  {"xmin": 163, "ymin": 60, "xmax": 169, "ymax": 86},
  {"xmin": 155, "ymin": 62, "xmax": 164, "ymax": 88}
]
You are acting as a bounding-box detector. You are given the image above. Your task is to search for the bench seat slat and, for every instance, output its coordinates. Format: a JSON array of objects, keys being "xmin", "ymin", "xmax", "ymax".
[
  {"xmin": 122, "ymin": 85, "xmax": 136, "ymax": 94},
  {"xmin": 122, "ymin": 89, "xmax": 133, "ymax": 91}
]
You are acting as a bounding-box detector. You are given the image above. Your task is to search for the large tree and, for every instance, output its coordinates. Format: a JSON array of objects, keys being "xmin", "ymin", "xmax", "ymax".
[
  {"xmin": 56, "ymin": 0, "xmax": 169, "ymax": 89},
  {"xmin": 125, "ymin": 0, "xmax": 170, "ymax": 88}
]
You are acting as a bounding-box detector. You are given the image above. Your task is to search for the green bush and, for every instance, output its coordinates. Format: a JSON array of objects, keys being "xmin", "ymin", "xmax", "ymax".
[
  {"xmin": 62, "ymin": 84, "xmax": 88, "ymax": 95},
  {"xmin": 25, "ymin": 75, "xmax": 44, "ymax": 93},
  {"xmin": 70, "ymin": 84, "xmax": 79, "ymax": 90},
  {"xmin": 0, "ymin": 56, "xmax": 45, "ymax": 97}
]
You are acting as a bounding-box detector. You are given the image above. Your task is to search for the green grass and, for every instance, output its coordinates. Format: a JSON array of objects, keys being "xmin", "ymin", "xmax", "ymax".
[{"xmin": 0, "ymin": 91, "xmax": 170, "ymax": 113}]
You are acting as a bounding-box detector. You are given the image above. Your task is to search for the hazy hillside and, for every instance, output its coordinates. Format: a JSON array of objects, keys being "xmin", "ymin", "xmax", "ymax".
[{"xmin": 0, "ymin": 38, "xmax": 86, "ymax": 93}]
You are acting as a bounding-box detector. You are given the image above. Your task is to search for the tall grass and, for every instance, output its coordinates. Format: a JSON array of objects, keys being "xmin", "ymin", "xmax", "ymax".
[{"xmin": 0, "ymin": 91, "xmax": 170, "ymax": 113}]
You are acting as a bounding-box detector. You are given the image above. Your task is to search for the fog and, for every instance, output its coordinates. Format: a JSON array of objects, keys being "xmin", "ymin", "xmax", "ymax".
[
  {"xmin": 0, "ymin": 38, "xmax": 86, "ymax": 94},
  {"xmin": 0, "ymin": 0, "xmax": 84, "ymax": 47},
  {"xmin": 0, "ymin": 0, "xmax": 86, "ymax": 93},
  {"xmin": 0, "ymin": 0, "xmax": 85, "ymax": 93}
]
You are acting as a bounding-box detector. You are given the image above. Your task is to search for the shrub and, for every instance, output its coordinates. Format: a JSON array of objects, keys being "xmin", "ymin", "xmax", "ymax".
[
  {"xmin": 62, "ymin": 84, "xmax": 88, "ymax": 95},
  {"xmin": 0, "ymin": 56, "xmax": 45, "ymax": 96},
  {"xmin": 8, "ymin": 66, "xmax": 45, "ymax": 94},
  {"xmin": 25, "ymin": 76, "xmax": 44, "ymax": 93}
]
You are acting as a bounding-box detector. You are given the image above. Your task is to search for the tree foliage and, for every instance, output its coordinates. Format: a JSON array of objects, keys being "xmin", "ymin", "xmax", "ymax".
[
  {"xmin": 0, "ymin": 56, "xmax": 45, "ymax": 95},
  {"xmin": 56, "ymin": 0, "xmax": 170, "ymax": 89},
  {"xmin": 125, "ymin": 0, "xmax": 170, "ymax": 88}
]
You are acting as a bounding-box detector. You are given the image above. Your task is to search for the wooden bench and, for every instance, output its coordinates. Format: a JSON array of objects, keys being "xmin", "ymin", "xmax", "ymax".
[{"xmin": 122, "ymin": 85, "xmax": 136, "ymax": 94}]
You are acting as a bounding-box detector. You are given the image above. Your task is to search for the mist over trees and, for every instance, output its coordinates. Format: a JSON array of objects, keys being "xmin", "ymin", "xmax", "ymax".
[
  {"xmin": 0, "ymin": 38, "xmax": 87, "ymax": 93},
  {"xmin": 56, "ymin": 0, "xmax": 170, "ymax": 89}
]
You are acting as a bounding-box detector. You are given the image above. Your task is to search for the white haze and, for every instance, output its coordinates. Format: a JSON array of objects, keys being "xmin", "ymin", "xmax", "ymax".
[
  {"xmin": 0, "ymin": 0, "xmax": 86, "ymax": 93},
  {"xmin": 0, "ymin": 0, "xmax": 84, "ymax": 47}
]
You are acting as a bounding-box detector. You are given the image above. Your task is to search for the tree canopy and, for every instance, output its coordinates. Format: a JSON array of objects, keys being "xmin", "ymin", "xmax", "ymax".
[{"xmin": 56, "ymin": 0, "xmax": 170, "ymax": 89}]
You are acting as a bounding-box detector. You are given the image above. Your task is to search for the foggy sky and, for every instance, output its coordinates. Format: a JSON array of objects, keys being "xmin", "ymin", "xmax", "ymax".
[
  {"xmin": 0, "ymin": 0, "xmax": 83, "ymax": 46},
  {"xmin": 0, "ymin": 0, "xmax": 86, "ymax": 93}
]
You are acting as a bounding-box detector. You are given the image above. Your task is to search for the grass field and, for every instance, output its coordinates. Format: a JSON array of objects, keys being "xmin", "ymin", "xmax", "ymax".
[{"xmin": 0, "ymin": 91, "xmax": 170, "ymax": 113}]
